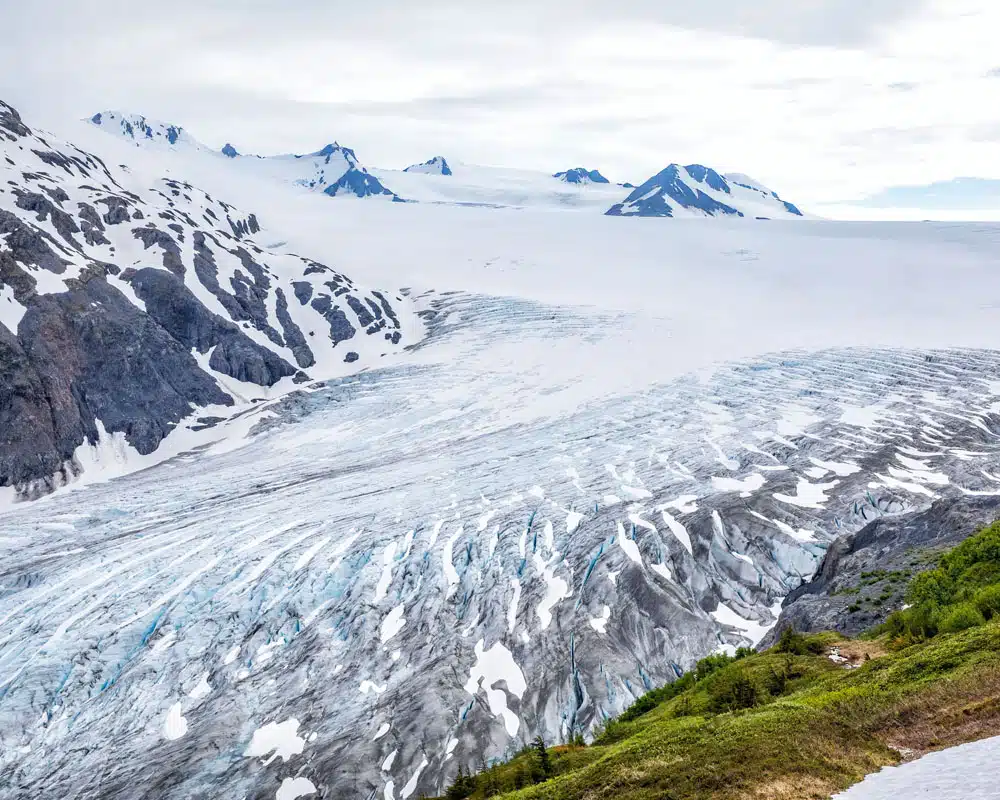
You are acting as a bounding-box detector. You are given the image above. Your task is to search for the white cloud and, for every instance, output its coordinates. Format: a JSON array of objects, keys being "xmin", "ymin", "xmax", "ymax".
[{"xmin": 0, "ymin": 0, "xmax": 998, "ymax": 208}]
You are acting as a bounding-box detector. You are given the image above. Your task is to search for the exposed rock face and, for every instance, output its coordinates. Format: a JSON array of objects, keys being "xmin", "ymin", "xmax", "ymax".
[
  {"xmin": 0, "ymin": 100, "xmax": 417, "ymax": 499},
  {"xmin": 761, "ymin": 495, "xmax": 1000, "ymax": 644}
]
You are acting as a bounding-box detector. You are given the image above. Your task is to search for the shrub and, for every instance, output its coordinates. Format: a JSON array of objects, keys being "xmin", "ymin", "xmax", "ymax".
[
  {"xmin": 974, "ymin": 584, "xmax": 1000, "ymax": 620},
  {"xmin": 708, "ymin": 668, "xmax": 764, "ymax": 712},
  {"xmin": 937, "ymin": 603, "xmax": 986, "ymax": 634}
]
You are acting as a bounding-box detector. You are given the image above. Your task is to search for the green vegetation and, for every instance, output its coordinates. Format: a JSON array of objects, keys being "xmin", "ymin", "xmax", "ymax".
[
  {"xmin": 432, "ymin": 524, "xmax": 1000, "ymax": 800},
  {"xmin": 878, "ymin": 521, "xmax": 1000, "ymax": 646}
]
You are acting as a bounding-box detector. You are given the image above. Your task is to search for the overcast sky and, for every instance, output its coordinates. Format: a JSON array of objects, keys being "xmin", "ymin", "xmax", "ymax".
[{"xmin": 2, "ymin": 0, "xmax": 999, "ymax": 208}]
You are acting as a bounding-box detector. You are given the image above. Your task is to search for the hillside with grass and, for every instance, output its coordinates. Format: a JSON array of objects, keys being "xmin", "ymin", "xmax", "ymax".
[{"xmin": 433, "ymin": 523, "xmax": 1000, "ymax": 800}]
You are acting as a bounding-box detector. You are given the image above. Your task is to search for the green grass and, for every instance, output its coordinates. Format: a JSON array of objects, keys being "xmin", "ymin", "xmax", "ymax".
[{"xmin": 434, "ymin": 524, "xmax": 1000, "ymax": 800}]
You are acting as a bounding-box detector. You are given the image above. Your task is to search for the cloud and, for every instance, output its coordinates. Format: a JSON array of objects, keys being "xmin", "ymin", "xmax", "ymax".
[{"xmin": 0, "ymin": 0, "xmax": 998, "ymax": 210}]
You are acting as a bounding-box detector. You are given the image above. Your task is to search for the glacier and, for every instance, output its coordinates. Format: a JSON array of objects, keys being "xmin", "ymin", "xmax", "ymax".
[{"xmin": 4, "ymin": 104, "xmax": 1000, "ymax": 798}]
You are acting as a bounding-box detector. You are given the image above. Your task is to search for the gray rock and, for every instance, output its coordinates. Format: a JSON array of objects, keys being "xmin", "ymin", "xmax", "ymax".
[{"xmin": 761, "ymin": 495, "xmax": 1000, "ymax": 645}]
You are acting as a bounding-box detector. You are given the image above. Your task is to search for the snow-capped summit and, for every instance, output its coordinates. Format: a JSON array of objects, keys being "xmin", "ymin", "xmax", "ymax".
[
  {"xmin": 607, "ymin": 163, "xmax": 804, "ymax": 218},
  {"xmin": 87, "ymin": 110, "xmax": 201, "ymax": 149},
  {"xmin": 405, "ymin": 156, "xmax": 453, "ymax": 176},
  {"xmin": 553, "ymin": 167, "xmax": 610, "ymax": 185},
  {"xmin": 292, "ymin": 142, "xmax": 397, "ymax": 199}
]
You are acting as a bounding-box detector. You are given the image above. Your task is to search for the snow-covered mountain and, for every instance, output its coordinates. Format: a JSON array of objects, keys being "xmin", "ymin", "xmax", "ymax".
[
  {"xmin": 88, "ymin": 110, "xmax": 200, "ymax": 149},
  {"xmin": 405, "ymin": 156, "xmax": 453, "ymax": 176},
  {"xmin": 553, "ymin": 167, "xmax": 610, "ymax": 184},
  {"xmin": 88, "ymin": 112, "xmax": 399, "ymax": 199},
  {"xmin": 87, "ymin": 113, "xmax": 809, "ymax": 217},
  {"xmin": 1, "ymin": 99, "xmax": 417, "ymax": 499},
  {"xmin": 607, "ymin": 163, "xmax": 805, "ymax": 218}
]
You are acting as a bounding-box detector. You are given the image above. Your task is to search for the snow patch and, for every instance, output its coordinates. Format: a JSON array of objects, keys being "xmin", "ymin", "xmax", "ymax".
[{"xmin": 245, "ymin": 719, "xmax": 306, "ymax": 764}]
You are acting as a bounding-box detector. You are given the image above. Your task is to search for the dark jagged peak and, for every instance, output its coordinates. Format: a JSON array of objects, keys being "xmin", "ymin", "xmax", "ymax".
[
  {"xmin": 607, "ymin": 164, "xmax": 740, "ymax": 218},
  {"xmin": 0, "ymin": 99, "xmax": 31, "ymax": 141},
  {"xmin": 221, "ymin": 143, "xmax": 239, "ymax": 158},
  {"xmin": 306, "ymin": 142, "xmax": 360, "ymax": 164},
  {"xmin": 554, "ymin": 167, "xmax": 610, "ymax": 184},
  {"xmin": 322, "ymin": 169, "xmax": 395, "ymax": 199},
  {"xmin": 607, "ymin": 162, "xmax": 805, "ymax": 219},
  {"xmin": 290, "ymin": 142, "xmax": 398, "ymax": 199},
  {"xmin": 683, "ymin": 164, "xmax": 730, "ymax": 193},
  {"xmin": 404, "ymin": 156, "xmax": 453, "ymax": 176}
]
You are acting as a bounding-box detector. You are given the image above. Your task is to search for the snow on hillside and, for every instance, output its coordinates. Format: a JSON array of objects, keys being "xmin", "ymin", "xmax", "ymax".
[
  {"xmin": 833, "ymin": 736, "xmax": 1000, "ymax": 799},
  {"xmin": 405, "ymin": 156, "xmax": 453, "ymax": 176},
  {"xmin": 88, "ymin": 110, "xmax": 201, "ymax": 149},
  {"xmin": 370, "ymin": 161, "xmax": 627, "ymax": 210},
  {"xmin": 608, "ymin": 163, "xmax": 805, "ymax": 218},
  {"xmin": 88, "ymin": 112, "xmax": 397, "ymax": 198}
]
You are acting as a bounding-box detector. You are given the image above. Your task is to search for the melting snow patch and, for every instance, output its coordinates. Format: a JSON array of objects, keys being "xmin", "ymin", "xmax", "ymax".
[
  {"xmin": 245, "ymin": 719, "xmax": 306, "ymax": 764},
  {"xmin": 772, "ymin": 519, "xmax": 816, "ymax": 543},
  {"xmin": 616, "ymin": 521, "xmax": 643, "ymax": 566},
  {"xmin": 710, "ymin": 599, "xmax": 784, "ymax": 647},
  {"xmin": 711, "ymin": 473, "xmax": 766, "ymax": 497},
  {"xmin": 589, "ymin": 605, "xmax": 611, "ymax": 634},
  {"xmin": 507, "ymin": 578, "xmax": 521, "ymax": 633},
  {"xmin": 809, "ymin": 458, "xmax": 861, "ymax": 477},
  {"xmin": 374, "ymin": 723, "xmax": 391, "ymax": 741},
  {"xmin": 463, "ymin": 639, "xmax": 526, "ymax": 737},
  {"xmin": 188, "ymin": 672, "xmax": 212, "ymax": 700},
  {"xmin": 660, "ymin": 510, "xmax": 693, "ymax": 555},
  {"xmin": 442, "ymin": 525, "xmax": 463, "ymax": 598},
  {"xmin": 374, "ymin": 542, "xmax": 398, "ymax": 603},
  {"xmin": 163, "ymin": 702, "xmax": 187, "ymax": 740},
  {"xmin": 774, "ymin": 478, "xmax": 838, "ymax": 509},
  {"xmin": 664, "ymin": 495, "xmax": 699, "ymax": 514},
  {"xmin": 380, "ymin": 604, "xmax": 407, "ymax": 644},
  {"xmin": 840, "ymin": 404, "xmax": 886, "ymax": 429},
  {"xmin": 382, "ymin": 749, "xmax": 398, "ymax": 772},
  {"xmin": 831, "ymin": 735, "xmax": 1000, "ymax": 799},
  {"xmin": 360, "ymin": 680, "xmax": 387, "ymax": 696},
  {"xmin": 256, "ymin": 638, "xmax": 286, "ymax": 664},
  {"xmin": 401, "ymin": 757, "xmax": 429, "ymax": 799},
  {"xmin": 383, "ymin": 781, "xmax": 395, "ymax": 800},
  {"xmin": 534, "ymin": 554, "xmax": 571, "ymax": 629},
  {"xmin": 276, "ymin": 777, "xmax": 316, "ymax": 800},
  {"xmin": 566, "ymin": 511, "xmax": 584, "ymax": 534}
]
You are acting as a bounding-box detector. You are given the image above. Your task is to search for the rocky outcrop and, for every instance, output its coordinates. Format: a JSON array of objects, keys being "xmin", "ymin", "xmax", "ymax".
[
  {"xmin": 0, "ymin": 99, "xmax": 416, "ymax": 499},
  {"xmin": 760, "ymin": 495, "xmax": 1000, "ymax": 645}
]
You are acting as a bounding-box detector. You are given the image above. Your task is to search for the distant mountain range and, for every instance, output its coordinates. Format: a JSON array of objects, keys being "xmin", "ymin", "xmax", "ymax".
[{"xmin": 86, "ymin": 110, "xmax": 807, "ymax": 218}]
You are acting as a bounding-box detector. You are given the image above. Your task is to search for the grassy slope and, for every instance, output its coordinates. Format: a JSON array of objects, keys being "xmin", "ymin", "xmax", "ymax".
[{"xmin": 439, "ymin": 524, "xmax": 1000, "ymax": 800}]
